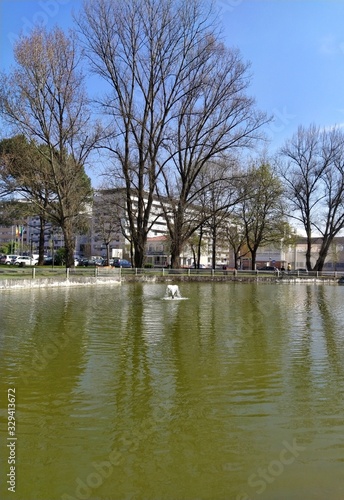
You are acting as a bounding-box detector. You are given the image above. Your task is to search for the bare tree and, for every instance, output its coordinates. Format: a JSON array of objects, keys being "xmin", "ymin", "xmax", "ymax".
[
  {"xmin": 157, "ymin": 40, "xmax": 270, "ymax": 267},
  {"xmin": 279, "ymin": 124, "xmax": 344, "ymax": 271},
  {"xmin": 92, "ymin": 189, "xmax": 124, "ymax": 265},
  {"xmin": 187, "ymin": 231, "xmax": 207, "ymax": 268},
  {"xmin": 195, "ymin": 160, "xmax": 242, "ymax": 269},
  {"xmin": 0, "ymin": 27, "xmax": 99, "ymax": 267},
  {"xmin": 237, "ymin": 162, "xmax": 285, "ymax": 270},
  {"xmin": 224, "ymin": 217, "xmax": 249, "ymax": 270},
  {"xmin": 77, "ymin": 0, "xmax": 269, "ymax": 268}
]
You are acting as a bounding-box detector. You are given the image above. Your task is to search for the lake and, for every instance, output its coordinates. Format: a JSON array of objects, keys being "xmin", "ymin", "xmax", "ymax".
[{"xmin": 1, "ymin": 281, "xmax": 344, "ymax": 500}]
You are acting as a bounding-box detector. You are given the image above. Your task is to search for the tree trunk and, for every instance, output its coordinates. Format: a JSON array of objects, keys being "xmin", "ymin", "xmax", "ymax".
[
  {"xmin": 170, "ymin": 239, "xmax": 182, "ymax": 268},
  {"xmin": 211, "ymin": 233, "xmax": 217, "ymax": 269},
  {"xmin": 63, "ymin": 223, "xmax": 75, "ymax": 268},
  {"xmin": 305, "ymin": 230, "xmax": 313, "ymax": 270},
  {"xmin": 191, "ymin": 246, "xmax": 196, "ymax": 268},
  {"xmin": 132, "ymin": 238, "xmax": 144, "ymax": 268},
  {"xmin": 197, "ymin": 226, "xmax": 203, "ymax": 268},
  {"xmin": 251, "ymin": 249, "xmax": 257, "ymax": 270},
  {"xmin": 105, "ymin": 242, "xmax": 110, "ymax": 266},
  {"xmin": 38, "ymin": 217, "xmax": 46, "ymax": 265},
  {"xmin": 169, "ymin": 209, "xmax": 185, "ymax": 269},
  {"xmin": 234, "ymin": 249, "xmax": 240, "ymax": 270},
  {"xmin": 313, "ymin": 237, "xmax": 332, "ymax": 271}
]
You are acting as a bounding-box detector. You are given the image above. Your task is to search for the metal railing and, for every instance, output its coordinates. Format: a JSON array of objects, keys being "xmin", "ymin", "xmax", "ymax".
[
  {"xmin": 0, "ymin": 265, "xmax": 343, "ymax": 281},
  {"xmin": 114, "ymin": 267, "xmax": 344, "ymax": 280},
  {"xmin": 0, "ymin": 266, "xmax": 120, "ymax": 279}
]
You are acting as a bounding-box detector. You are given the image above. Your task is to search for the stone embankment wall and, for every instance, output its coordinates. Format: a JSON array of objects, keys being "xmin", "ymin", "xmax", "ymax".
[
  {"xmin": 0, "ymin": 273, "xmax": 340, "ymax": 290},
  {"xmin": 0, "ymin": 276, "xmax": 121, "ymax": 290},
  {"xmin": 120, "ymin": 274, "xmax": 340, "ymax": 284}
]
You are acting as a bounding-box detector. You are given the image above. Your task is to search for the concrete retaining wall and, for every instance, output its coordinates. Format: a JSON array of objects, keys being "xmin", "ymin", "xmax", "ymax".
[
  {"xmin": 0, "ymin": 273, "xmax": 340, "ymax": 290},
  {"xmin": 0, "ymin": 276, "xmax": 121, "ymax": 290}
]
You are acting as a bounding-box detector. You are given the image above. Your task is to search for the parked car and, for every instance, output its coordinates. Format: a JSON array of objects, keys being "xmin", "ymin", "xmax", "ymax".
[
  {"xmin": 31, "ymin": 254, "xmax": 47, "ymax": 262},
  {"xmin": 43, "ymin": 256, "xmax": 61, "ymax": 265},
  {"xmin": 78, "ymin": 257, "xmax": 104, "ymax": 267},
  {"xmin": 43, "ymin": 256, "xmax": 80, "ymax": 266},
  {"xmin": 257, "ymin": 266, "xmax": 278, "ymax": 272},
  {"xmin": 113, "ymin": 258, "xmax": 132, "ymax": 268},
  {"xmin": 89, "ymin": 257, "xmax": 104, "ymax": 266},
  {"xmin": 12, "ymin": 255, "xmax": 38, "ymax": 266},
  {"xmin": 0, "ymin": 254, "xmax": 18, "ymax": 265},
  {"xmin": 75, "ymin": 257, "xmax": 87, "ymax": 266}
]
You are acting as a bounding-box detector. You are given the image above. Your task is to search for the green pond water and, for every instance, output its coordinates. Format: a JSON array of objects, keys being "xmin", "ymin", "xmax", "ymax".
[{"xmin": 1, "ymin": 281, "xmax": 344, "ymax": 500}]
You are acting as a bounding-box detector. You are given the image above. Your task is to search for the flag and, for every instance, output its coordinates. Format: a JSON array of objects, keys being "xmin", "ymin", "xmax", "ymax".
[{"xmin": 15, "ymin": 225, "xmax": 24, "ymax": 237}]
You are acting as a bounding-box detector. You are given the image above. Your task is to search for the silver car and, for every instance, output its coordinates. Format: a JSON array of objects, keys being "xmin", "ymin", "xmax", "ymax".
[{"xmin": 12, "ymin": 256, "xmax": 38, "ymax": 266}]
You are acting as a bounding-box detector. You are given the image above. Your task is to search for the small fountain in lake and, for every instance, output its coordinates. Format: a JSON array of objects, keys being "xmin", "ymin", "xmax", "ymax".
[{"xmin": 164, "ymin": 284, "xmax": 182, "ymax": 300}]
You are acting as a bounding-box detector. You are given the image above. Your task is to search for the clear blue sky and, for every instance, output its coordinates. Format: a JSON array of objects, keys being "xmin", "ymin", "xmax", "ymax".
[
  {"xmin": 1, "ymin": 0, "xmax": 344, "ymax": 155},
  {"xmin": 219, "ymin": 0, "xmax": 344, "ymax": 150}
]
